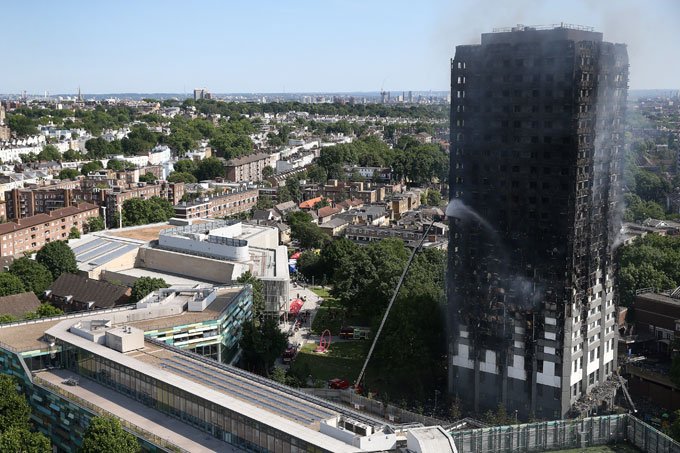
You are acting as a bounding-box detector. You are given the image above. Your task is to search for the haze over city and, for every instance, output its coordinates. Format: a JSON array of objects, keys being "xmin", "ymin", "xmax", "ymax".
[{"xmin": 2, "ymin": 0, "xmax": 679, "ymax": 94}]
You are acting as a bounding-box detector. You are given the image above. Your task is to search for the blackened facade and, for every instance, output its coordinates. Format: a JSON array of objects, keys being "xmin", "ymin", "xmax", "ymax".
[{"xmin": 448, "ymin": 25, "xmax": 628, "ymax": 419}]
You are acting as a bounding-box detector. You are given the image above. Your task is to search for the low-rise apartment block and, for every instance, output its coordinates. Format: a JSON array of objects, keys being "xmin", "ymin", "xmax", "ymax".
[
  {"xmin": 174, "ymin": 188, "xmax": 258, "ymax": 220},
  {"xmin": 0, "ymin": 203, "xmax": 99, "ymax": 257},
  {"xmin": 224, "ymin": 152, "xmax": 274, "ymax": 183}
]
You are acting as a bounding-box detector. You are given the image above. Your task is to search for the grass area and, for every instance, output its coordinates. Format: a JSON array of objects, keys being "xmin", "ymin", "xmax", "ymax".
[
  {"xmin": 310, "ymin": 286, "xmax": 331, "ymax": 298},
  {"xmin": 290, "ymin": 341, "xmax": 369, "ymax": 383},
  {"xmin": 552, "ymin": 444, "xmax": 641, "ymax": 453}
]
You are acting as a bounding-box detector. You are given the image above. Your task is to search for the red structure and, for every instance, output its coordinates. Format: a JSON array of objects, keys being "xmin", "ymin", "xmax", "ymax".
[{"xmin": 315, "ymin": 329, "xmax": 331, "ymax": 353}]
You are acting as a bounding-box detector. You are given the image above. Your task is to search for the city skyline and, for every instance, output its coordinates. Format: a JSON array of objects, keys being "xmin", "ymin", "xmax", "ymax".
[{"xmin": 2, "ymin": 0, "xmax": 678, "ymax": 94}]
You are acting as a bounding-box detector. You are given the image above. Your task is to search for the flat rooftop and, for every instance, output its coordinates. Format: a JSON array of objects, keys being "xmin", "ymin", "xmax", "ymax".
[
  {"xmin": 43, "ymin": 314, "xmax": 365, "ymax": 452},
  {"xmin": 127, "ymin": 287, "xmax": 241, "ymax": 331},
  {"xmin": 0, "ymin": 318, "xmax": 64, "ymax": 352},
  {"xmin": 128, "ymin": 341, "xmax": 338, "ymax": 429},
  {"xmin": 111, "ymin": 220, "xmax": 209, "ymax": 242},
  {"xmin": 36, "ymin": 368, "xmax": 240, "ymax": 453}
]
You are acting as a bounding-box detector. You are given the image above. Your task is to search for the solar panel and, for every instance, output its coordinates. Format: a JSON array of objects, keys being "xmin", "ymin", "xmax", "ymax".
[
  {"xmin": 162, "ymin": 357, "xmax": 335, "ymax": 424},
  {"xmin": 90, "ymin": 244, "xmax": 138, "ymax": 266},
  {"xmin": 73, "ymin": 238, "xmax": 107, "ymax": 255},
  {"xmin": 77, "ymin": 241, "xmax": 122, "ymax": 262}
]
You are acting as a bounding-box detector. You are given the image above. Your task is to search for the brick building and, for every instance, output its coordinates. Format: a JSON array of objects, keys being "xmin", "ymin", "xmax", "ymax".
[
  {"xmin": 173, "ymin": 188, "xmax": 258, "ymax": 220},
  {"xmin": 224, "ymin": 153, "xmax": 274, "ymax": 183},
  {"xmin": 5, "ymin": 181, "xmax": 184, "ymax": 228},
  {"xmin": 0, "ymin": 203, "xmax": 99, "ymax": 257}
]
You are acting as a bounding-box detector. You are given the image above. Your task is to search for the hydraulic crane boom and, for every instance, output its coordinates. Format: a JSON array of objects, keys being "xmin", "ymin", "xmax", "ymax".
[{"xmin": 355, "ymin": 220, "xmax": 435, "ymax": 388}]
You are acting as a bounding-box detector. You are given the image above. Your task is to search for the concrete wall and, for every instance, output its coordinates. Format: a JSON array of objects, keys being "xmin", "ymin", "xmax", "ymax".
[
  {"xmin": 158, "ymin": 233, "xmax": 249, "ymax": 262},
  {"xmin": 137, "ymin": 247, "xmax": 243, "ymax": 283},
  {"xmin": 86, "ymin": 248, "xmax": 139, "ymax": 280}
]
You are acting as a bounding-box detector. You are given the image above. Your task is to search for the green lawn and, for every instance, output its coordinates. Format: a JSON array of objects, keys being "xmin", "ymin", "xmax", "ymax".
[
  {"xmin": 311, "ymin": 305, "xmax": 344, "ymax": 335},
  {"xmin": 310, "ymin": 286, "xmax": 331, "ymax": 298},
  {"xmin": 290, "ymin": 341, "xmax": 369, "ymax": 383}
]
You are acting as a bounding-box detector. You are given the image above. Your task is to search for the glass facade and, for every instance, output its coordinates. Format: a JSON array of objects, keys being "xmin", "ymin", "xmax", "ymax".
[{"xmin": 60, "ymin": 342, "xmax": 331, "ymax": 453}]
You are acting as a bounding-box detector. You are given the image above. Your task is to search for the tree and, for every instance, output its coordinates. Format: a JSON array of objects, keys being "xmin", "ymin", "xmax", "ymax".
[
  {"xmin": 0, "ymin": 273, "xmax": 26, "ymax": 297},
  {"xmin": 81, "ymin": 160, "xmax": 104, "ymax": 176},
  {"xmin": 262, "ymin": 166, "xmax": 274, "ymax": 179},
  {"xmin": 122, "ymin": 197, "xmax": 174, "ymax": 226},
  {"xmin": 285, "ymin": 176, "xmax": 303, "ymax": 203},
  {"xmin": 167, "ymin": 171, "xmax": 197, "ymax": 184},
  {"xmin": 37, "ymin": 145, "xmax": 61, "ymax": 162},
  {"xmin": 0, "ymin": 375, "xmax": 31, "ymax": 431},
  {"xmin": 239, "ymin": 319, "xmax": 288, "ymax": 376},
  {"xmin": 0, "ymin": 426, "xmax": 51, "ymax": 452},
  {"xmin": 62, "ymin": 149, "xmax": 81, "ymax": 162},
  {"xmin": 237, "ymin": 271, "xmax": 265, "ymax": 316},
  {"xmin": 130, "ymin": 277, "xmax": 168, "ymax": 302},
  {"xmin": 297, "ymin": 251, "xmax": 323, "ymax": 281},
  {"xmin": 24, "ymin": 303, "xmax": 63, "ymax": 320},
  {"xmin": 36, "ymin": 240, "xmax": 78, "ymax": 279},
  {"xmin": 0, "ymin": 375, "xmax": 50, "ymax": 452},
  {"xmin": 7, "ymin": 114, "xmax": 39, "ymax": 137},
  {"xmin": 86, "ymin": 216, "xmax": 105, "ymax": 233},
  {"xmin": 173, "ymin": 159, "xmax": 196, "ymax": 174},
  {"xmin": 106, "ymin": 159, "xmax": 126, "ymax": 171},
  {"xmin": 68, "ymin": 227, "xmax": 81, "ymax": 239},
  {"xmin": 426, "ymin": 189, "xmax": 442, "ymax": 206},
  {"xmin": 194, "ymin": 157, "xmax": 224, "ymax": 181},
  {"xmin": 81, "ymin": 416, "xmax": 140, "ymax": 453},
  {"xmin": 291, "ymin": 222, "xmax": 328, "ymax": 249},
  {"xmin": 139, "ymin": 172, "xmax": 156, "ymax": 184},
  {"xmin": 8, "ymin": 258, "xmax": 53, "ymax": 295},
  {"xmin": 58, "ymin": 168, "xmax": 80, "ymax": 180}
]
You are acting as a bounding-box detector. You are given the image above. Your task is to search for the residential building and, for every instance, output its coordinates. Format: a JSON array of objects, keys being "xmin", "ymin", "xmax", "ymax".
[
  {"xmin": 391, "ymin": 191, "xmax": 421, "ymax": 220},
  {"xmin": 173, "ymin": 187, "xmax": 258, "ymax": 220},
  {"xmin": 0, "ymin": 203, "xmax": 100, "ymax": 257},
  {"xmin": 224, "ymin": 152, "xmax": 274, "ymax": 183},
  {"xmin": 345, "ymin": 222, "xmax": 447, "ymax": 249},
  {"xmin": 46, "ymin": 273, "xmax": 131, "ymax": 312},
  {"xmin": 448, "ymin": 25, "xmax": 629, "ymax": 419}
]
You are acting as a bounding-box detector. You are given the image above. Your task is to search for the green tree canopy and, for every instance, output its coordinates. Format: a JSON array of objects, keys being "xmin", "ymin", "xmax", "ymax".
[
  {"xmin": 236, "ymin": 271, "xmax": 265, "ymax": 316},
  {"xmin": 81, "ymin": 160, "xmax": 104, "ymax": 176},
  {"xmin": 81, "ymin": 416, "xmax": 140, "ymax": 453},
  {"xmin": 0, "ymin": 426, "xmax": 51, "ymax": 453},
  {"xmin": 0, "ymin": 273, "xmax": 26, "ymax": 297},
  {"xmin": 167, "ymin": 171, "xmax": 197, "ymax": 184},
  {"xmin": 35, "ymin": 240, "xmax": 78, "ymax": 279},
  {"xmin": 7, "ymin": 114, "xmax": 39, "ymax": 137},
  {"xmin": 122, "ymin": 197, "xmax": 174, "ymax": 226},
  {"xmin": 86, "ymin": 216, "xmax": 105, "ymax": 233},
  {"xmin": 130, "ymin": 277, "xmax": 168, "ymax": 303},
  {"xmin": 37, "ymin": 145, "xmax": 61, "ymax": 162},
  {"xmin": 62, "ymin": 149, "xmax": 82, "ymax": 162},
  {"xmin": 173, "ymin": 159, "xmax": 197, "ymax": 174},
  {"xmin": 139, "ymin": 172, "xmax": 156, "ymax": 184},
  {"xmin": 58, "ymin": 168, "xmax": 80, "ymax": 180},
  {"xmin": 0, "ymin": 375, "xmax": 31, "ymax": 432},
  {"xmin": 239, "ymin": 319, "xmax": 288, "ymax": 376},
  {"xmin": 8, "ymin": 258, "xmax": 53, "ymax": 295},
  {"xmin": 68, "ymin": 227, "xmax": 81, "ymax": 239},
  {"xmin": 194, "ymin": 157, "xmax": 224, "ymax": 181}
]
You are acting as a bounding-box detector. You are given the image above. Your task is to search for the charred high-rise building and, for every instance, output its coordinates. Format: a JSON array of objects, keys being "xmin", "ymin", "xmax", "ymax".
[{"xmin": 448, "ymin": 25, "xmax": 628, "ymax": 419}]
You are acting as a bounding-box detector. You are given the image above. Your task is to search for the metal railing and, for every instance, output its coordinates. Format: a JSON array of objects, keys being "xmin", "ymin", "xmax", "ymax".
[{"xmin": 34, "ymin": 375, "xmax": 188, "ymax": 453}]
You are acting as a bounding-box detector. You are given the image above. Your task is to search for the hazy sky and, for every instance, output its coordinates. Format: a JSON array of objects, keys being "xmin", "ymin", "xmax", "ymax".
[{"xmin": 2, "ymin": 0, "xmax": 678, "ymax": 94}]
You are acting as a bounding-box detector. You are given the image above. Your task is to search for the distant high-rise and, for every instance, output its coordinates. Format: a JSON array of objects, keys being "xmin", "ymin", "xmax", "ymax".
[
  {"xmin": 448, "ymin": 25, "xmax": 629, "ymax": 419},
  {"xmin": 194, "ymin": 88, "xmax": 211, "ymax": 101}
]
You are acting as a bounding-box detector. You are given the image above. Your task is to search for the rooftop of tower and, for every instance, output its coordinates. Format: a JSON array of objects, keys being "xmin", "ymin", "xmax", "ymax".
[{"xmin": 481, "ymin": 23, "xmax": 603, "ymax": 45}]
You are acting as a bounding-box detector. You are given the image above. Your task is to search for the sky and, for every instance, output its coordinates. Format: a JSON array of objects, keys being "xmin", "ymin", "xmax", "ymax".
[{"xmin": 2, "ymin": 0, "xmax": 678, "ymax": 94}]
